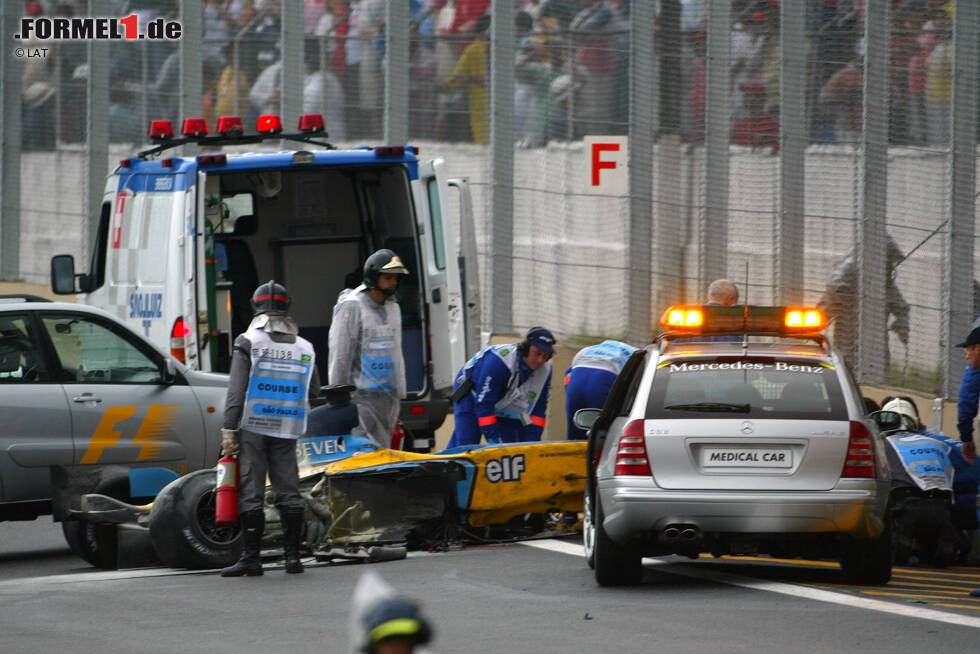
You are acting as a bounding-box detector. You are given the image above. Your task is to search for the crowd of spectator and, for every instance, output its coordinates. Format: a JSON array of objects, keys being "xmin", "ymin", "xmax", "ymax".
[{"xmin": 18, "ymin": 0, "xmax": 962, "ymax": 150}]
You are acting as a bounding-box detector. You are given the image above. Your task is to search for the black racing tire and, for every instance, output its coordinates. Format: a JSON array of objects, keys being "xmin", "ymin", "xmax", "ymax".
[
  {"xmin": 583, "ymin": 479, "xmax": 596, "ymax": 569},
  {"xmin": 148, "ymin": 469, "xmax": 241, "ymax": 570},
  {"xmin": 61, "ymin": 475, "xmax": 131, "ymax": 569},
  {"xmin": 593, "ymin": 497, "xmax": 642, "ymax": 586},
  {"xmin": 840, "ymin": 511, "xmax": 893, "ymax": 586}
]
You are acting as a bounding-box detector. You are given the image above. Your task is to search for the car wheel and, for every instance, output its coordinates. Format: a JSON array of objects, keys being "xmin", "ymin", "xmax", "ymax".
[
  {"xmin": 61, "ymin": 474, "xmax": 130, "ymax": 569},
  {"xmin": 583, "ymin": 480, "xmax": 596, "ymax": 569},
  {"xmin": 840, "ymin": 512, "xmax": 893, "ymax": 586},
  {"xmin": 593, "ymin": 497, "xmax": 641, "ymax": 586},
  {"xmin": 148, "ymin": 469, "xmax": 241, "ymax": 570}
]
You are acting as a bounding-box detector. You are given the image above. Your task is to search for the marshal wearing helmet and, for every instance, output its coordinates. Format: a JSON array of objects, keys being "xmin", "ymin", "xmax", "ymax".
[
  {"xmin": 329, "ymin": 249, "xmax": 410, "ymax": 448},
  {"xmin": 220, "ymin": 280, "xmax": 321, "ymax": 577},
  {"xmin": 447, "ymin": 325, "xmax": 556, "ymax": 447}
]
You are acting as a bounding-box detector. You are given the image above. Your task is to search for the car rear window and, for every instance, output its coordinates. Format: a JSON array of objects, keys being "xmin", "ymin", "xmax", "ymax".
[{"xmin": 645, "ymin": 357, "xmax": 848, "ymax": 420}]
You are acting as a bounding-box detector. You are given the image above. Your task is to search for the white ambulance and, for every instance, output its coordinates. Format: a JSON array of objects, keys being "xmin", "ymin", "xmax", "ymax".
[{"xmin": 53, "ymin": 114, "xmax": 481, "ymax": 446}]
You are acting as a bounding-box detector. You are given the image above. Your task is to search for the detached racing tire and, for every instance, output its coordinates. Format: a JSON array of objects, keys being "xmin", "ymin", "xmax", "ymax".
[
  {"xmin": 62, "ymin": 474, "xmax": 131, "ymax": 570},
  {"xmin": 148, "ymin": 469, "xmax": 241, "ymax": 570},
  {"xmin": 840, "ymin": 511, "xmax": 893, "ymax": 586},
  {"xmin": 593, "ymin": 497, "xmax": 641, "ymax": 586}
]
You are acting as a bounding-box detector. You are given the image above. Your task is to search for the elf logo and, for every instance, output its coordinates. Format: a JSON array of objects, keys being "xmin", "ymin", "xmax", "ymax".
[{"xmin": 485, "ymin": 455, "xmax": 525, "ymax": 483}]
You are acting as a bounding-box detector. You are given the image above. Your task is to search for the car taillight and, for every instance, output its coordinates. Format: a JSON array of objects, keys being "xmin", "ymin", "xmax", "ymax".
[
  {"xmin": 170, "ymin": 316, "xmax": 188, "ymax": 364},
  {"xmin": 614, "ymin": 420, "xmax": 651, "ymax": 476},
  {"xmin": 841, "ymin": 421, "xmax": 876, "ymax": 478}
]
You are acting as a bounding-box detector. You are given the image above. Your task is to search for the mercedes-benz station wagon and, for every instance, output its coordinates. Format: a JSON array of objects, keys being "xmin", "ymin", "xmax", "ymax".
[{"xmin": 576, "ymin": 305, "xmax": 892, "ymax": 587}]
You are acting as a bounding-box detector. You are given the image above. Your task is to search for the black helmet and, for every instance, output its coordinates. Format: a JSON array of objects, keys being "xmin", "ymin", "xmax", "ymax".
[
  {"xmin": 250, "ymin": 280, "xmax": 291, "ymax": 315},
  {"xmin": 363, "ymin": 249, "xmax": 409, "ymax": 296},
  {"xmin": 361, "ymin": 596, "xmax": 433, "ymax": 653},
  {"xmin": 519, "ymin": 325, "xmax": 556, "ymax": 355}
]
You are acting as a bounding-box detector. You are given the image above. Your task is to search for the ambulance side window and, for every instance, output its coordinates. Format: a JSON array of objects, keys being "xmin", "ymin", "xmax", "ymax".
[
  {"xmin": 140, "ymin": 196, "xmax": 172, "ymax": 283},
  {"xmin": 426, "ymin": 179, "xmax": 446, "ymax": 270}
]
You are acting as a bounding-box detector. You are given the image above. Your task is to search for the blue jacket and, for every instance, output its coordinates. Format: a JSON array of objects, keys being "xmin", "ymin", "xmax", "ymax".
[
  {"xmin": 456, "ymin": 346, "xmax": 551, "ymax": 442},
  {"xmin": 957, "ymin": 364, "xmax": 980, "ymax": 443}
]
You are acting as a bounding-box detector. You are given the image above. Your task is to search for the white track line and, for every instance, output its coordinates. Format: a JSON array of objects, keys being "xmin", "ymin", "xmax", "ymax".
[
  {"xmin": 0, "ymin": 550, "xmax": 435, "ymax": 590},
  {"xmin": 521, "ymin": 538, "xmax": 980, "ymax": 629}
]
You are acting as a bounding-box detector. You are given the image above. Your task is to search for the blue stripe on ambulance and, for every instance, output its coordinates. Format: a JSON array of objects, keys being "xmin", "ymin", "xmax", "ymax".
[{"xmin": 115, "ymin": 149, "xmax": 420, "ymax": 183}]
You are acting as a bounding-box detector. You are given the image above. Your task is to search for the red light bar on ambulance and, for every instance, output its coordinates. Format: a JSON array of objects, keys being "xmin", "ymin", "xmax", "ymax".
[
  {"xmin": 181, "ymin": 118, "xmax": 209, "ymax": 137},
  {"xmin": 197, "ymin": 154, "xmax": 227, "ymax": 166},
  {"xmin": 148, "ymin": 120, "xmax": 174, "ymax": 140},
  {"xmin": 376, "ymin": 146, "xmax": 405, "ymax": 157},
  {"xmin": 659, "ymin": 305, "xmax": 827, "ymax": 336},
  {"xmin": 256, "ymin": 114, "xmax": 283, "ymax": 134},
  {"xmin": 298, "ymin": 113, "xmax": 325, "ymax": 133},
  {"xmin": 216, "ymin": 115, "xmax": 244, "ymax": 136}
]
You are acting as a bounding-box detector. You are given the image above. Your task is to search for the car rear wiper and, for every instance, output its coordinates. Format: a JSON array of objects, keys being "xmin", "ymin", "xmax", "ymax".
[{"xmin": 663, "ymin": 402, "xmax": 751, "ymax": 413}]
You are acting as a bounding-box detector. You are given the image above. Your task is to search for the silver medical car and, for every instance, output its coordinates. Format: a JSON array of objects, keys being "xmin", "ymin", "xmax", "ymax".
[{"xmin": 577, "ymin": 305, "xmax": 892, "ymax": 586}]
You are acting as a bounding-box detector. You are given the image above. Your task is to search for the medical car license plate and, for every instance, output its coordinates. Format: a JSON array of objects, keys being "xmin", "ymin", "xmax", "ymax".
[{"xmin": 701, "ymin": 447, "xmax": 793, "ymax": 468}]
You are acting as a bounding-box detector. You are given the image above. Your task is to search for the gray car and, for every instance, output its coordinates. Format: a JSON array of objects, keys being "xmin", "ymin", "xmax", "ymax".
[
  {"xmin": 577, "ymin": 305, "xmax": 892, "ymax": 586},
  {"xmin": 0, "ymin": 295, "xmax": 226, "ymax": 565}
]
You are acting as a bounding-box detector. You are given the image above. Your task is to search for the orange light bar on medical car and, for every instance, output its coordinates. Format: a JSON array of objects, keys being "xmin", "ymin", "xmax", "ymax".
[
  {"xmin": 784, "ymin": 307, "xmax": 826, "ymax": 331},
  {"xmin": 659, "ymin": 304, "xmax": 828, "ymax": 336},
  {"xmin": 660, "ymin": 306, "xmax": 704, "ymax": 330}
]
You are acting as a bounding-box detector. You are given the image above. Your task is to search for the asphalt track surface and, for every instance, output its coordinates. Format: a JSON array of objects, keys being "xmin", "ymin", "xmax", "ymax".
[{"xmin": 3, "ymin": 519, "xmax": 980, "ymax": 654}]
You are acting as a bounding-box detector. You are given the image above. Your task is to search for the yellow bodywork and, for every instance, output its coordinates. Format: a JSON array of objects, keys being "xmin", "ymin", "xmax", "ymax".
[{"xmin": 310, "ymin": 441, "xmax": 588, "ymax": 528}]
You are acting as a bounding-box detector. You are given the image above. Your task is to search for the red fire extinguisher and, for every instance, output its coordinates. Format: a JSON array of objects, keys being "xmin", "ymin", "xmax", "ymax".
[{"xmin": 215, "ymin": 454, "xmax": 239, "ymax": 526}]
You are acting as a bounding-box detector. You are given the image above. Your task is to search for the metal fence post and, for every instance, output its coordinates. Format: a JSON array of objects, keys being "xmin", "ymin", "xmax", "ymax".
[
  {"xmin": 701, "ymin": 0, "xmax": 731, "ymax": 291},
  {"xmin": 629, "ymin": 0, "xmax": 655, "ymax": 343},
  {"xmin": 86, "ymin": 0, "xmax": 110, "ymax": 252},
  {"xmin": 281, "ymin": 2, "xmax": 304, "ymax": 134},
  {"xmin": 385, "ymin": 1, "xmax": 409, "ymax": 144},
  {"xmin": 778, "ymin": 0, "xmax": 806, "ymax": 304},
  {"xmin": 943, "ymin": 1, "xmax": 979, "ymax": 398},
  {"xmin": 489, "ymin": 0, "xmax": 515, "ymax": 334},
  {"xmin": 1, "ymin": 3, "xmax": 23, "ymax": 279},
  {"xmin": 179, "ymin": 0, "xmax": 202, "ymax": 157},
  {"xmin": 858, "ymin": 0, "xmax": 890, "ymax": 383}
]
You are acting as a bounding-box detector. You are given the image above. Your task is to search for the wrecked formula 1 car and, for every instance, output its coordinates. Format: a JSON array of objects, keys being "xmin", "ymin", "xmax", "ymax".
[{"xmin": 74, "ymin": 431, "xmax": 587, "ymax": 570}]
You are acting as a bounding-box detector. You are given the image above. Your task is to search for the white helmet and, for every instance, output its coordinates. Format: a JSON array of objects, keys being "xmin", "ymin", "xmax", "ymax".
[{"xmin": 882, "ymin": 397, "xmax": 919, "ymax": 432}]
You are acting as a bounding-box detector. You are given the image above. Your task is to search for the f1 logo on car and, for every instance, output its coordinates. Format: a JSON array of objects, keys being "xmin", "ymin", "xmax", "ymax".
[
  {"xmin": 485, "ymin": 455, "xmax": 525, "ymax": 483},
  {"xmin": 81, "ymin": 405, "xmax": 179, "ymax": 464}
]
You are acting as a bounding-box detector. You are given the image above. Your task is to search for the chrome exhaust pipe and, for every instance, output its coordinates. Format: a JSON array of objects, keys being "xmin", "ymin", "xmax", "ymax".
[
  {"xmin": 664, "ymin": 527, "xmax": 680, "ymax": 539},
  {"xmin": 681, "ymin": 528, "xmax": 699, "ymax": 540}
]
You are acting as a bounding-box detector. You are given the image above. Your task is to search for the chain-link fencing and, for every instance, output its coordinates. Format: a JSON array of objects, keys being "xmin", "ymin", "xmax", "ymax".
[{"xmin": 1, "ymin": 0, "xmax": 978, "ymax": 395}]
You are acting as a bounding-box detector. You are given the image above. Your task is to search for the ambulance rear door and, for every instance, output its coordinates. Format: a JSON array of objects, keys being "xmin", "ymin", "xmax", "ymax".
[
  {"xmin": 178, "ymin": 175, "xmax": 199, "ymax": 370},
  {"xmin": 416, "ymin": 159, "xmax": 466, "ymax": 390},
  {"xmin": 447, "ymin": 177, "xmax": 482, "ymax": 357},
  {"xmin": 99, "ymin": 172, "xmax": 185, "ymax": 351}
]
